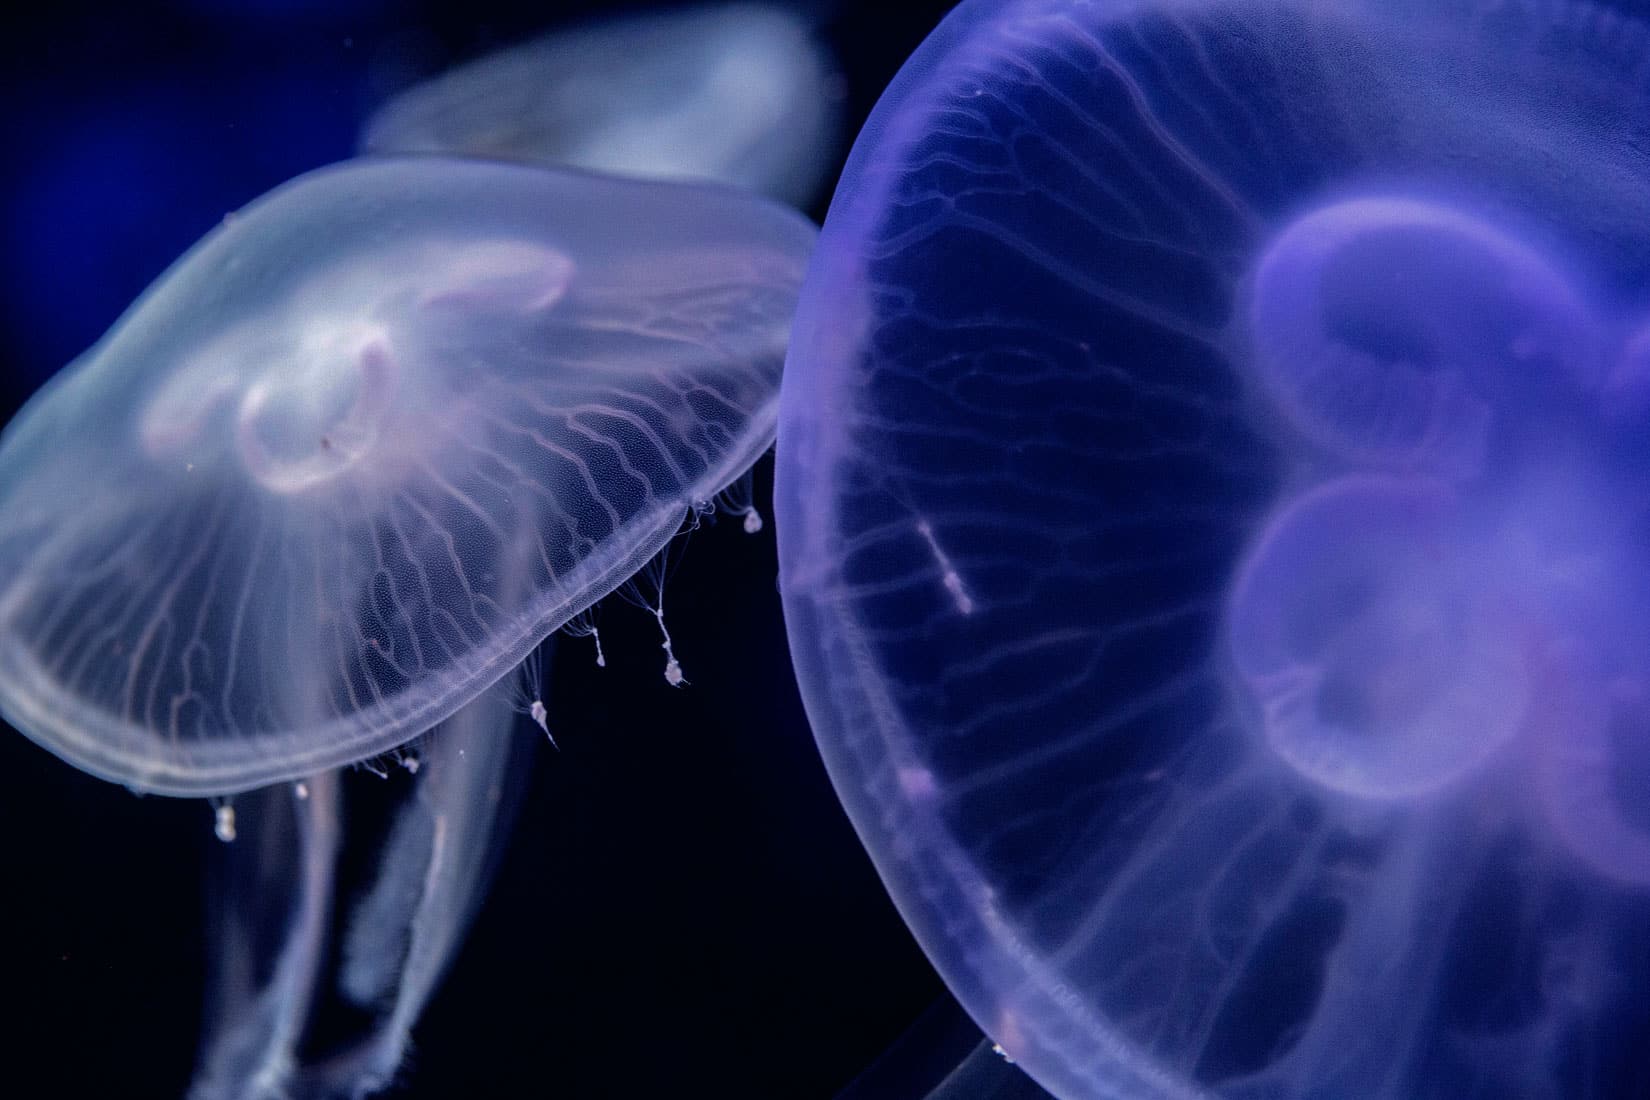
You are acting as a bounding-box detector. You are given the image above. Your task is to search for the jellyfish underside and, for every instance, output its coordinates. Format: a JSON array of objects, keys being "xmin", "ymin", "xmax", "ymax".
[{"xmin": 774, "ymin": 0, "xmax": 1650, "ymax": 1097}]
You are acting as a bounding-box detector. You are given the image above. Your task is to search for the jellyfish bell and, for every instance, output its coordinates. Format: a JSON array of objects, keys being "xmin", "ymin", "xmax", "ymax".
[
  {"xmin": 775, "ymin": 0, "xmax": 1650, "ymax": 1096},
  {"xmin": 0, "ymin": 155, "xmax": 816, "ymax": 798},
  {"xmin": 359, "ymin": 2, "xmax": 844, "ymax": 208}
]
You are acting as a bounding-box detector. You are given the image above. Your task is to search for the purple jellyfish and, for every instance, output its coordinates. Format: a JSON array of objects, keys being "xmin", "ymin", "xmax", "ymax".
[{"xmin": 775, "ymin": 0, "xmax": 1650, "ymax": 1096}]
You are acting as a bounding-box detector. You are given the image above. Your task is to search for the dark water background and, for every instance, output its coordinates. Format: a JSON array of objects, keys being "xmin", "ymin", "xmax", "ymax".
[{"xmin": 0, "ymin": 2, "xmax": 992, "ymax": 1096}]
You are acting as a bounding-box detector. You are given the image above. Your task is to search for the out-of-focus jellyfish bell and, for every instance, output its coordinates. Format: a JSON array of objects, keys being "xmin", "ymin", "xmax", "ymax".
[
  {"xmin": 359, "ymin": 3, "xmax": 843, "ymax": 208},
  {"xmin": 775, "ymin": 0, "xmax": 1650, "ymax": 1097},
  {"xmin": 0, "ymin": 156, "xmax": 815, "ymax": 797}
]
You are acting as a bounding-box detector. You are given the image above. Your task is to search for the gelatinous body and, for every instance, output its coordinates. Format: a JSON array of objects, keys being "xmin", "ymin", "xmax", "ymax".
[
  {"xmin": 775, "ymin": 1, "xmax": 1650, "ymax": 1096},
  {"xmin": 359, "ymin": 3, "xmax": 842, "ymax": 207},
  {"xmin": 0, "ymin": 156, "xmax": 814, "ymax": 795}
]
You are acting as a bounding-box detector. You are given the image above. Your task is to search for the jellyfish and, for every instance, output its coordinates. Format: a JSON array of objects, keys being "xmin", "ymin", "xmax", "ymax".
[
  {"xmin": 0, "ymin": 155, "xmax": 816, "ymax": 1096},
  {"xmin": 0, "ymin": 155, "xmax": 813, "ymax": 794},
  {"xmin": 359, "ymin": 2, "xmax": 843, "ymax": 208},
  {"xmin": 774, "ymin": 0, "xmax": 1650, "ymax": 1097}
]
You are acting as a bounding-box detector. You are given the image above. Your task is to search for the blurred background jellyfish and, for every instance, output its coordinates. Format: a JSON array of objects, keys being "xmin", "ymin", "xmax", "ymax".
[
  {"xmin": 359, "ymin": 2, "xmax": 845, "ymax": 208},
  {"xmin": 0, "ymin": 155, "xmax": 814, "ymax": 1097},
  {"xmin": 777, "ymin": 0, "xmax": 1650, "ymax": 1097}
]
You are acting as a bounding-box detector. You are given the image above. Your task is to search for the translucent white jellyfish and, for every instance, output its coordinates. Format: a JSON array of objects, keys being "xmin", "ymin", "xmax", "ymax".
[
  {"xmin": 0, "ymin": 156, "xmax": 815, "ymax": 797},
  {"xmin": 359, "ymin": 3, "xmax": 842, "ymax": 208},
  {"xmin": 775, "ymin": 0, "xmax": 1650, "ymax": 1096},
  {"xmin": 0, "ymin": 154, "xmax": 815, "ymax": 1098}
]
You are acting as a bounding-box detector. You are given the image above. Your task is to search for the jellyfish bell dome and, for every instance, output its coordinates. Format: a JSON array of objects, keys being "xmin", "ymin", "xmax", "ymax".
[
  {"xmin": 776, "ymin": 0, "xmax": 1650, "ymax": 1097},
  {"xmin": 0, "ymin": 156, "xmax": 816, "ymax": 797}
]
